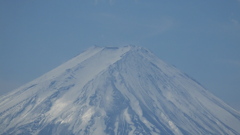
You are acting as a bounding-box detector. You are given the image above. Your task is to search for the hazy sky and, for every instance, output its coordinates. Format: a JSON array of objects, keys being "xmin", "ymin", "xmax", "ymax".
[{"xmin": 0, "ymin": 0, "xmax": 240, "ymax": 110}]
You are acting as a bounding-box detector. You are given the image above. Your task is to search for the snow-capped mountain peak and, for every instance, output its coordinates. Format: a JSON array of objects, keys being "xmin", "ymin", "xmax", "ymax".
[{"xmin": 0, "ymin": 46, "xmax": 240, "ymax": 135}]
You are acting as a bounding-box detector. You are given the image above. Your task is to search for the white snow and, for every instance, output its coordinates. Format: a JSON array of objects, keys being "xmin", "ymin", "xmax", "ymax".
[
  {"xmin": 0, "ymin": 45, "xmax": 240, "ymax": 135},
  {"xmin": 82, "ymin": 108, "xmax": 94, "ymax": 123}
]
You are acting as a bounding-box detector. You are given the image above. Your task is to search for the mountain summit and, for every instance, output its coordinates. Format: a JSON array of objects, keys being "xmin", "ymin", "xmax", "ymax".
[{"xmin": 0, "ymin": 46, "xmax": 240, "ymax": 135}]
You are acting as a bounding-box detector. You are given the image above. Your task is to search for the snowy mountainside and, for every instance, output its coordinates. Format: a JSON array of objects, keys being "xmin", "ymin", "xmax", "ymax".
[{"xmin": 0, "ymin": 46, "xmax": 240, "ymax": 135}]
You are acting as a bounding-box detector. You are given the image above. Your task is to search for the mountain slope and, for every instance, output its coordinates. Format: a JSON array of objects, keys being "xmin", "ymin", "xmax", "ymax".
[{"xmin": 0, "ymin": 46, "xmax": 239, "ymax": 135}]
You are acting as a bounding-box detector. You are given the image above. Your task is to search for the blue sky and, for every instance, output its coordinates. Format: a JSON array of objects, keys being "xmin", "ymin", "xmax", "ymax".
[{"xmin": 0, "ymin": 0, "xmax": 240, "ymax": 110}]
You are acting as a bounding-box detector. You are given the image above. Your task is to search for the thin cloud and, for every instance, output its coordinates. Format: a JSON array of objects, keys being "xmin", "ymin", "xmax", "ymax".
[
  {"xmin": 231, "ymin": 19, "xmax": 240, "ymax": 28},
  {"xmin": 94, "ymin": 0, "xmax": 139, "ymax": 5},
  {"xmin": 221, "ymin": 59, "xmax": 240, "ymax": 67},
  {"xmin": 91, "ymin": 12, "xmax": 175, "ymax": 42},
  {"xmin": 219, "ymin": 18, "xmax": 240, "ymax": 33},
  {"xmin": 228, "ymin": 60, "xmax": 240, "ymax": 67},
  {"xmin": 94, "ymin": 0, "xmax": 115, "ymax": 5}
]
